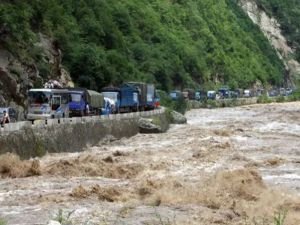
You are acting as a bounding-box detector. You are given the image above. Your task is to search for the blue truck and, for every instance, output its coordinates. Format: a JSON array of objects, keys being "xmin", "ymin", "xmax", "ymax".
[
  {"xmin": 101, "ymin": 84, "xmax": 139, "ymax": 113},
  {"xmin": 169, "ymin": 90, "xmax": 184, "ymax": 100},
  {"xmin": 218, "ymin": 86, "xmax": 230, "ymax": 99},
  {"xmin": 68, "ymin": 88, "xmax": 87, "ymax": 117},
  {"xmin": 68, "ymin": 88, "xmax": 104, "ymax": 117},
  {"xmin": 125, "ymin": 82, "xmax": 155, "ymax": 110}
]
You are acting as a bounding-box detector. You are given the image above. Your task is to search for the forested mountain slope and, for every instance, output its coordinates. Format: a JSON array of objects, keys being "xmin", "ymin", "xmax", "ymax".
[
  {"xmin": 0, "ymin": 0, "xmax": 286, "ymax": 106},
  {"xmin": 255, "ymin": 0, "xmax": 300, "ymax": 62},
  {"xmin": 238, "ymin": 0, "xmax": 300, "ymax": 86}
]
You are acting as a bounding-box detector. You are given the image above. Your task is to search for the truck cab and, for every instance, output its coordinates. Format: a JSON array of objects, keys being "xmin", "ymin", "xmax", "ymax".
[{"xmin": 68, "ymin": 89, "xmax": 87, "ymax": 117}]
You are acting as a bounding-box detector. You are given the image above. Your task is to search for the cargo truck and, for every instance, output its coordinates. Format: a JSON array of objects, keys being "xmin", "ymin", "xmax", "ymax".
[
  {"xmin": 68, "ymin": 88, "xmax": 104, "ymax": 117},
  {"xmin": 101, "ymin": 85, "xmax": 139, "ymax": 113},
  {"xmin": 125, "ymin": 82, "xmax": 155, "ymax": 110}
]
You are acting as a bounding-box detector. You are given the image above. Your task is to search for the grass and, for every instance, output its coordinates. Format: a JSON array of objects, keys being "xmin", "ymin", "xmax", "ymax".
[
  {"xmin": 257, "ymin": 95, "xmax": 273, "ymax": 104},
  {"xmin": 243, "ymin": 210, "xmax": 287, "ymax": 225},
  {"xmin": 53, "ymin": 209, "xmax": 74, "ymax": 225},
  {"xmin": 275, "ymin": 96, "xmax": 285, "ymax": 103},
  {"xmin": 0, "ymin": 218, "xmax": 6, "ymax": 225},
  {"xmin": 273, "ymin": 210, "xmax": 287, "ymax": 225}
]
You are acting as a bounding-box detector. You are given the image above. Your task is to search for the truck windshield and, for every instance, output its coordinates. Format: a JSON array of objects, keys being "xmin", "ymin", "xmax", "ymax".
[
  {"xmin": 102, "ymin": 92, "xmax": 118, "ymax": 102},
  {"xmin": 28, "ymin": 91, "xmax": 51, "ymax": 104},
  {"xmin": 70, "ymin": 93, "xmax": 82, "ymax": 102},
  {"xmin": 170, "ymin": 92, "xmax": 177, "ymax": 98}
]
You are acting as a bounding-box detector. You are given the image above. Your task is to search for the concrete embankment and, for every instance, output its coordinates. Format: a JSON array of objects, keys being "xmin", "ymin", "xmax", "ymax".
[{"xmin": 0, "ymin": 108, "xmax": 168, "ymax": 159}]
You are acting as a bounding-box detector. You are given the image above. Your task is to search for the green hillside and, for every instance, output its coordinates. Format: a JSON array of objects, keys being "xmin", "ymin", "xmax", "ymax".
[
  {"xmin": 0, "ymin": 0, "xmax": 284, "ymax": 91},
  {"xmin": 255, "ymin": 0, "xmax": 300, "ymax": 62}
]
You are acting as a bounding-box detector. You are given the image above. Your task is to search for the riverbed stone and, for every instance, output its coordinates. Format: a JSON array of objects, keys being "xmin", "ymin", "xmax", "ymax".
[
  {"xmin": 170, "ymin": 110, "xmax": 187, "ymax": 124},
  {"xmin": 138, "ymin": 118, "xmax": 162, "ymax": 133}
]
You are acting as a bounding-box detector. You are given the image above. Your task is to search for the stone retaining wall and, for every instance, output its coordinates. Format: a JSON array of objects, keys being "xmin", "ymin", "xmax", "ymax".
[{"xmin": 0, "ymin": 108, "xmax": 166, "ymax": 159}]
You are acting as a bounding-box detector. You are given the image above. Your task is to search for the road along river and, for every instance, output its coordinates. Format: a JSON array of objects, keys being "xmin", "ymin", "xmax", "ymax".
[{"xmin": 0, "ymin": 102, "xmax": 300, "ymax": 225}]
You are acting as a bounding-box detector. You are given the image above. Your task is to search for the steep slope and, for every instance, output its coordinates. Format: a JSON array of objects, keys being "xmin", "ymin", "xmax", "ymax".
[
  {"xmin": 0, "ymin": 33, "xmax": 73, "ymax": 117},
  {"xmin": 238, "ymin": 0, "xmax": 300, "ymax": 86},
  {"xmin": 0, "ymin": 0, "xmax": 285, "ymax": 108},
  {"xmin": 255, "ymin": 0, "xmax": 300, "ymax": 62}
]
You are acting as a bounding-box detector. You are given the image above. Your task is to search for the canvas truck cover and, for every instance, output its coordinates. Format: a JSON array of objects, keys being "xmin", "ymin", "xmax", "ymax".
[{"xmin": 87, "ymin": 90, "xmax": 104, "ymax": 108}]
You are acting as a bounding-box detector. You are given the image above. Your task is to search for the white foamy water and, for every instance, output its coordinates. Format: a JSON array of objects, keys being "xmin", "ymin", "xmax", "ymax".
[{"xmin": 1, "ymin": 102, "xmax": 300, "ymax": 224}]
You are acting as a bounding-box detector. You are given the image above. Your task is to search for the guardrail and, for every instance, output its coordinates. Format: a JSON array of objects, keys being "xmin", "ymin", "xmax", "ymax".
[{"xmin": 0, "ymin": 108, "xmax": 165, "ymax": 135}]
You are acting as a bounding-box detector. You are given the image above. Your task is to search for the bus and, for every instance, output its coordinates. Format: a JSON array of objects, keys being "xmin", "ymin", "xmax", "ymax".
[{"xmin": 27, "ymin": 88, "xmax": 70, "ymax": 120}]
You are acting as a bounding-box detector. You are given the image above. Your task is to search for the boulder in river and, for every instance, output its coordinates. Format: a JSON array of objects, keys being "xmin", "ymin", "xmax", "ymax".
[
  {"xmin": 138, "ymin": 118, "xmax": 162, "ymax": 133},
  {"xmin": 170, "ymin": 110, "xmax": 187, "ymax": 124}
]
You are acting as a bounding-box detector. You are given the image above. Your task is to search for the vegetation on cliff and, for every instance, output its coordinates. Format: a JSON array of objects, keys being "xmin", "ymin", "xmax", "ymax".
[
  {"xmin": 0, "ymin": 0, "xmax": 284, "ymax": 92},
  {"xmin": 255, "ymin": 0, "xmax": 300, "ymax": 62}
]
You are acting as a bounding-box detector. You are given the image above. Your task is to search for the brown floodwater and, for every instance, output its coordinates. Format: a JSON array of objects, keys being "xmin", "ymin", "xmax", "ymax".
[{"xmin": 0, "ymin": 102, "xmax": 300, "ymax": 225}]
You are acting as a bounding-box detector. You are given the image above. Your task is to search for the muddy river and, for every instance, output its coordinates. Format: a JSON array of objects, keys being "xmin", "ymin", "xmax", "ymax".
[{"xmin": 0, "ymin": 102, "xmax": 300, "ymax": 225}]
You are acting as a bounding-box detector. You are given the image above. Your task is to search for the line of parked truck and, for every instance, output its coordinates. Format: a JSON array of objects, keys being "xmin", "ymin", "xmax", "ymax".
[
  {"xmin": 2, "ymin": 83, "xmax": 295, "ymax": 122},
  {"xmin": 168, "ymin": 86, "xmax": 295, "ymax": 101},
  {"xmin": 26, "ymin": 82, "xmax": 159, "ymax": 121}
]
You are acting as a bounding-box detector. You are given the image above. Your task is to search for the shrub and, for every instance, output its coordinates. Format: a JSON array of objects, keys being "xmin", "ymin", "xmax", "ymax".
[
  {"xmin": 53, "ymin": 209, "xmax": 73, "ymax": 225},
  {"xmin": 287, "ymin": 89, "xmax": 300, "ymax": 101},
  {"xmin": 257, "ymin": 95, "xmax": 272, "ymax": 104},
  {"xmin": 206, "ymin": 99, "xmax": 217, "ymax": 108},
  {"xmin": 0, "ymin": 218, "xmax": 7, "ymax": 225},
  {"xmin": 158, "ymin": 90, "xmax": 188, "ymax": 114},
  {"xmin": 275, "ymin": 96, "xmax": 285, "ymax": 103}
]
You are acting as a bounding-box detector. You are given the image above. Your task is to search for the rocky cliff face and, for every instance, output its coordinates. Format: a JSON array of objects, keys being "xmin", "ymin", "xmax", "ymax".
[
  {"xmin": 0, "ymin": 34, "xmax": 73, "ymax": 119},
  {"xmin": 239, "ymin": 0, "xmax": 300, "ymax": 86}
]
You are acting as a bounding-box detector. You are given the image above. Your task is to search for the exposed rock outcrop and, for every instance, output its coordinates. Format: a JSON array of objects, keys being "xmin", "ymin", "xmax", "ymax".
[
  {"xmin": 239, "ymin": 0, "xmax": 300, "ymax": 86},
  {"xmin": 0, "ymin": 34, "xmax": 74, "ymax": 119},
  {"xmin": 36, "ymin": 34, "xmax": 74, "ymax": 87}
]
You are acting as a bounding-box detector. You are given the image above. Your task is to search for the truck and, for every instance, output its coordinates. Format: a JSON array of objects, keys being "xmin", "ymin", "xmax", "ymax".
[
  {"xmin": 195, "ymin": 90, "xmax": 207, "ymax": 101},
  {"xmin": 124, "ymin": 82, "xmax": 148, "ymax": 110},
  {"xmin": 218, "ymin": 86, "xmax": 230, "ymax": 99},
  {"xmin": 182, "ymin": 88, "xmax": 196, "ymax": 100},
  {"xmin": 68, "ymin": 88, "xmax": 104, "ymax": 117},
  {"xmin": 207, "ymin": 90, "xmax": 216, "ymax": 100},
  {"xmin": 101, "ymin": 87, "xmax": 120, "ymax": 113},
  {"xmin": 68, "ymin": 88, "xmax": 87, "ymax": 117},
  {"xmin": 169, "ymin": 90, "xmax": 184, "ymax": 100},
  {"xmin": 86, "ymin": 90, "xmax": 104, "ymax": 115},
  {"xmin": 146, "ymin": 84, "xmax": 155, "ymax": 110},
  {"xmin": 101, "ymin": 85, "xmax": 139, "ymax": 113}
]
